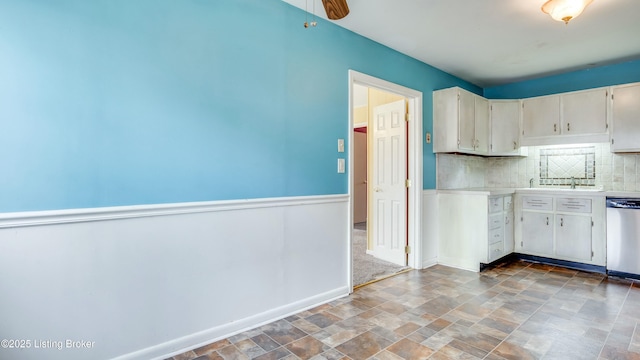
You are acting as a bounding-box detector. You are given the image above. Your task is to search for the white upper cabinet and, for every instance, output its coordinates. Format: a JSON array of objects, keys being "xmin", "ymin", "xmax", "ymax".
[
  {"xmin": 456, "ymin": 89, "xmax": 476, "ymax": 152},
  {"xmin": 521, "ymin": 87, "xmax": 609, "ymax": 146},
  {"xmin": 434, "ymin": 87, "xmax": 517, "ymax": 156},
  {"xmin": 490, "ymin": 100, "xmax": 526, "ymax": 156},
  {"xmin": 611, "ymin": 82, "xmax": 640, "ymax": 152},
  {"xmin": 474, "ymin": 96, "xmax": 490, "ymax": 153},
  {"xmin": 561, "ymin": 88, "xmax": 608, "ymax": 137},
  {"xmin": 522, "ymin": 95, "xmax": 560, "ymax": 139}
]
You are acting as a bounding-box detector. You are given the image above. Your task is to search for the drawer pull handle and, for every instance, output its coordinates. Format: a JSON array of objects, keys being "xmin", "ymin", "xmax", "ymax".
[{"xmin": 546, "ymin": 217, "xmax": 549, "ymax": 225}]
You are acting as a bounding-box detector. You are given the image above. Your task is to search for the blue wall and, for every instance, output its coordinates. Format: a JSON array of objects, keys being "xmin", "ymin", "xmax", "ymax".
[
  {"xmin": 484, "ymin": 59, "xmax": 640, "ymax": 99},
  {"xmin": 0, "ymin": 0, "xmax": 476, "ymax": 212}
]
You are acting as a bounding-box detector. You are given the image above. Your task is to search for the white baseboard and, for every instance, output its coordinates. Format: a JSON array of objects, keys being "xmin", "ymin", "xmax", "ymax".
[
  {"xmin": 437, "ymin": 256, "xmax": 480, "ymax": 273},
  {"xmin": 421, "ymin": 258, "xmax": 438, "ymax": 269},
  {"xmin": 124, "ymin": 287, "xmax": 349, "ymax": 360}
]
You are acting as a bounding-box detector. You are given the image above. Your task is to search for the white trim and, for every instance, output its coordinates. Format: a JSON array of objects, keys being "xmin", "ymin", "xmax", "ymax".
[
  {"xmin": 347, "ymin": 70, "xmax": 424, "ymax": 291},
  {"xmin": 121, "ymin": 287, "xmax": 349, "ymax": 360},
  {"xmin": 422, "ymin": 258, "xmax": 438, "ymax": 269},
  {"xmin": 0, "ymin": 194, "xmax": 349, "ymax": 229}
]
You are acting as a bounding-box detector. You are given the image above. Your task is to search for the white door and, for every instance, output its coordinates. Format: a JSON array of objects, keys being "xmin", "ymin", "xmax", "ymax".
[
  {"xmin": 611, "ymin": 83, "xmax": 640, "ymax": 152},
  {"xmin": 561, "ymin": 88, "xmax": 608, "ymax": 135},
  {"xmin": 372, "ymin": 99, "xmax": 407, "ymax": 266},
  {"xmin": 521, "ymin": 212, "xmax": 554, "ymax": 256},
  {"xmin": 555, "ymin": 214, "xmax": 592, "ymax": 261},
  {"xmin": 490, "ymin": 100, "xmax": 520, "ymax": 154},
  {"xmin": 474, "ymin": 95, "xmax": 490, "ymax": 153},
  {"xmin": 457, "ymin": 90, "xmax": 476, "ymax": 152},
  {"xmin": 522, "ymin": 95, "xmax": 560, "ymax": 138}
]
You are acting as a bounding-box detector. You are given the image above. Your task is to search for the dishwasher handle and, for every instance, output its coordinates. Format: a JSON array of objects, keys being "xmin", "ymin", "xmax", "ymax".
[{"xmin": 607, "ymin": 198, "xmax": 640, "ymax": 209}]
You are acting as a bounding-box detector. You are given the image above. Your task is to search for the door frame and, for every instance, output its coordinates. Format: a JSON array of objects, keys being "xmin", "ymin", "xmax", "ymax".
[{"xmin": 347, "ymin": 70, "xmax": 423, "ymax": 292}]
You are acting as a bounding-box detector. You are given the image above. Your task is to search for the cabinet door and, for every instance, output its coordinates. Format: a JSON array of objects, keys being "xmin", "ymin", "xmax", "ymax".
[
  {"xmin": 521, "ymin": 212, "xmax": 554, "ymax": 255},
  {"xmin": 474, "ymin": 96, "xmax": 490, "ymax": 153},
  {"xmin": 504, "ymin": 210, "xmax": 514, "ymax": 254},
  {"xmin": 611, "ymin": 83, "xmax": 640, "ymax": 152},
  {"xmin": 490, "ymin": 100, "xmax": 520, "ymax": 154},
  {"xmin": 556, "ymin": 214, "xmax": 592, "ymax": 261},
  {"xmin": 458, "ymin": 90, "xmax": 476, "ymax": 152},
  {"xmin": 522, "ymin": 95, "xmax": 560, "ymax": 138},
  {"xmin": 561, "ymin": 88, "xmax": 608, "ymax": 135}
]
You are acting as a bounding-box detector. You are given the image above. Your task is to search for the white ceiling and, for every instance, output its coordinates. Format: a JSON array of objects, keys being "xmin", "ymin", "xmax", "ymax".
[{"xmin": 282, "ymin": 0, "xmax": 640, "ymax": 87}]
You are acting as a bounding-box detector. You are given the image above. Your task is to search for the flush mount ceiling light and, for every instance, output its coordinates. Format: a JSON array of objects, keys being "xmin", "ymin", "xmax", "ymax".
[{"xmin": 542, "ymin": 0, "xmax": 594, "ymax": 24}]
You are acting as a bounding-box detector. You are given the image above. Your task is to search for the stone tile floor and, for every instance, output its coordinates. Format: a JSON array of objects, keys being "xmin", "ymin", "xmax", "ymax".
[{"xmin": 167, "ymin": 261, "xmax": 640, "ymax": 360}]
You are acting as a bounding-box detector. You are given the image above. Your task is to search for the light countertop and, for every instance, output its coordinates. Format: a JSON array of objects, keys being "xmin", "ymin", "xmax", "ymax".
[{"xmin": 437, "ymin": 188, "xmax": 640, "ymax": 197}]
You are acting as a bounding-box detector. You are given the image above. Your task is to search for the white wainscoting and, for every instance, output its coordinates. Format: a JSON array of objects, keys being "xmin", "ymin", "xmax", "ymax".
[
  {"xmin": 421, "ymin": 190, "xmax": 438, "ymax": 269},
  {"xmin": 0, "ymin": 195, "xmax": 349, "ymax": 360}
]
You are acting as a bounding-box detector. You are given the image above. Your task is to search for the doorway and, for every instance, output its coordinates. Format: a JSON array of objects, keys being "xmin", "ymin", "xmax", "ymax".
[{"xmin": 348, "ymin": 70, "xmax": 423, "ymax": 292}]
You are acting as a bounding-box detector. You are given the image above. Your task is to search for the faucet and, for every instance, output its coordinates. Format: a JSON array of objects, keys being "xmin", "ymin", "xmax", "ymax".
[
  {"xmin": 529, "ymin": 178, "xmax": 534, "ymax": 188},
  {"xmin": 571, "ymin": 177, "xmax": 576, "ymax": 189}
]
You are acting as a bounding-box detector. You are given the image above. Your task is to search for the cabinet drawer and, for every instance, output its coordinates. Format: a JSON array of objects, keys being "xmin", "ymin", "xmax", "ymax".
[
  {"xmin": 556, "ymin": 198, "xmax": 592, "ymax": 213},
  {"xmin": 488, "ymin": 241, "xmax": 504, "ymax": 262},
  {"xmin": 522, "ymin": 196, "xmax": 553, "ymax": 211},
  {"xmin": 489, "ymin": 197, "xmax": 504, "ymax": 213},
  {"xmin": 489, "ymin": 213, "xmax": 503, "ymax": 230},
  {"xmin": 489, "ymin": 227, "xmax": 504, "ymax": 245}
]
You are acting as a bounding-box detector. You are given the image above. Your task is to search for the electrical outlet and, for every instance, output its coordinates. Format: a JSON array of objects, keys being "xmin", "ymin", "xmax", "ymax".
[{"xmin": 425, "ymin": 132, "xmax": 431, "ymax": 144}]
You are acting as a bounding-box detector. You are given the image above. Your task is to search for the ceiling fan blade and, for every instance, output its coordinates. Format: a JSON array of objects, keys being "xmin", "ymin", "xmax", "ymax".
[{"xmin": 322, "ymin": 0, "xmax": 349, "ymax": 20}]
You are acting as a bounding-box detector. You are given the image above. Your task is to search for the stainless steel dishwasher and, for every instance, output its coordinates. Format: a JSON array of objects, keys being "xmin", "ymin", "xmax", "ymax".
[{"xmin": 606, "ymin": 198, "xmax": 640, "ymax": 279}]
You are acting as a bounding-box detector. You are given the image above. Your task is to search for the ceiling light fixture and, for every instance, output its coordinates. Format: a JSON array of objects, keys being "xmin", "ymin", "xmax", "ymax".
[{"xmin": 541, "ymin": 0, "xmax": 593, "ymax": 24}]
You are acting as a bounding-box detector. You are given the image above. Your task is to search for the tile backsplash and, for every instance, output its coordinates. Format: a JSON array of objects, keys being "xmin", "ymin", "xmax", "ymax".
[
  {"xmin": 437, "ymin": 143, "xmax": 640, "ymax": 191},
  {"xmin": 539, "ymin": 146, "xmax": 596, "ymax": 186}
]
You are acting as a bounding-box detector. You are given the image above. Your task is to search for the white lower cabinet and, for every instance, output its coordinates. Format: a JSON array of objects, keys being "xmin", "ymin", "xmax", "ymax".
[
  {"xmin": 485, "ymin": 195, "xmax": 514, "ymax": 264},
  {"xmin": 521, "ymin": 211, "xmax": 554, "ymax": 255},
  {"xmin": 436, "ymin": 192, "xmax": 515, "ymax": 272},
  {"xmin": 555, "ymin": 214, "xmax": 592, "ymax": 261},
  {"xmin": 515, "ymin": 193, "xmax": 605, "ymax": 266}
]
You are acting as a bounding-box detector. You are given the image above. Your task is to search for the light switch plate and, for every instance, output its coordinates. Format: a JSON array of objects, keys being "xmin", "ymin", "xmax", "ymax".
[
  {"xmin": 338, "ymin": 139, "xmax": 345, "ymax": 152},
  {"xmin": 337, "ymin": 158, "xmax": 345, "ymax": 173}
]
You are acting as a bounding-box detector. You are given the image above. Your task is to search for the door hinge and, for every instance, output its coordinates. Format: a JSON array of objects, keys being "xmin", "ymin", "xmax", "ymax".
[
  {"xmin": 612, "ymin": 138, "xmax": 615, "ymax": 145},
  {"xmin": 592, "ymin": 250, "xmax": 594, "ymax": 259},
  {"xmin": 592, "ymin": 220, "xmax": 594, "ymax": 227},
  {"xmin": 405, "ymin": 179, "xmax": 412, "ymax": 188},
  {"xmin": 405, "ymin": 113, "xmax": 410, "ymax": 122},
  {"xmin": 520, "ymin": 241, "xmax": 523, "ymax": 247},
  {"xmin": 405, "ymin": 245, "xmax": 411, "ymax": 254},
  {"xmin": 520, "ymin": 216, "xmax": 523, "ymax": 222},
  {"xmin": 606, "ymin": 123, "xmax": 609, "ymax": 129},
  {"xmin": 612, "ymin": 94, "xmax": 615, "ymax": 100}
]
